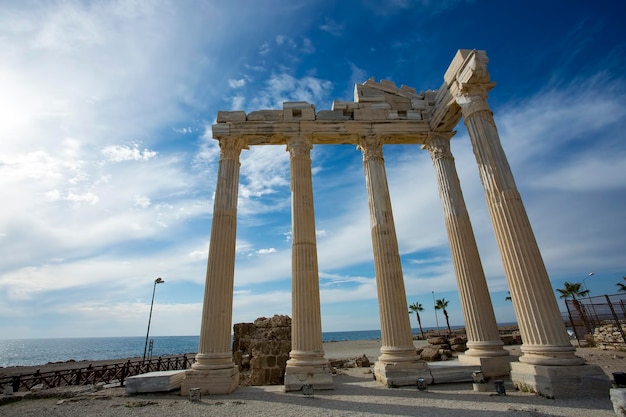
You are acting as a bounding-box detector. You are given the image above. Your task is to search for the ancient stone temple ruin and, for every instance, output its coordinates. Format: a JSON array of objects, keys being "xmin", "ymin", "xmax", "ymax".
[
  {"xmin": 180, "ymin": 49, "xmax": 610, "ymax": 398},
  {"xmin": 232, "ymin": 315, "xmax": 292, "ymax": 386}
]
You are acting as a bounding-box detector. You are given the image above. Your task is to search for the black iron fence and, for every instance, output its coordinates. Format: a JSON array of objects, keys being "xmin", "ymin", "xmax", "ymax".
[
  {"xmin": 563, "ymin": 293, "xmax": 626, "ymax": 346},
  {"xmin": 0, "ymin": 354, "xmax": 193, "ymax": 393}
]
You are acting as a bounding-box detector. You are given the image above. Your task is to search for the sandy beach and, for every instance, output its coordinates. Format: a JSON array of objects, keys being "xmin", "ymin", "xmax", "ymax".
[{"xmin": 1, "ymin": 339, "xmax": 624, "ymax": 416}]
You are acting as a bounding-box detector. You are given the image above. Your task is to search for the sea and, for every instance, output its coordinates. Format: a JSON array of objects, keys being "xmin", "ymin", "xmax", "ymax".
[
  {"xmin": 0, "ymin": 330, "xmax": 379, "ymax": 368},
  {"xmin": 0, "ymin": 327, "xmax": 463, "ymax": 368}
]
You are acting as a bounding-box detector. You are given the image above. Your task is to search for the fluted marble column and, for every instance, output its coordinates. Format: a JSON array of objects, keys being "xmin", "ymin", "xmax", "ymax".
[
  {"xmin": 424, "ymin": 133, "xmax": 511, "ymax": 374},
  {"xmin": 181, "ymin": 137, "xmax": 247, "ymax": 396},
  {"xmin": 456, "ymin": 83, "xmax": 609, "ymax": 397},
  {"xmin": 358, "ymin": 135, "xmax": 431, "ymax": 387},
  {"xmin": 456, "ymin": 85, "xmax": 581, "ymax": 366},
  {"xmin": 284, "ymin": 135, "xmax": 332, "ymax": 391}
]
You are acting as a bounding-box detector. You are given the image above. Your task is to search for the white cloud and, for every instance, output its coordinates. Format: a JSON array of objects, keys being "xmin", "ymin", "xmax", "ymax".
[
  {"xmin": 250, "ymin": 73, "xmax": 333, "ymax": 110},
  {"xmin": 228, "ymin": 78, "xmax": 247, "ymax": 88},
  {"xmin": 101, "ymin": 143, "xmax": 158, "ymax": 162},
  {"xmin": 134, "ymin": 195, "xmax": 151, "ymax": 208},
  {"xmin": 257, "ymin": 248, "xmax": 276, "ymax": 255},
  {"xmin": 231, "ymin": 95, "xmax": 246, "ymax": 110},
  {"xmin": 319, "ymin": 18, "xmax": 344, "ymax": 36},
  {"xmin": 259, "ymin": 42, "xmax": 270, "ymax": 55}
]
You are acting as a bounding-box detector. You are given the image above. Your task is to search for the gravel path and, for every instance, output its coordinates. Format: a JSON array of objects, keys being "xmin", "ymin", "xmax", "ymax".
[{"xmin": 0, "ymin": 368, "xmax": 616, "ymax": 417}]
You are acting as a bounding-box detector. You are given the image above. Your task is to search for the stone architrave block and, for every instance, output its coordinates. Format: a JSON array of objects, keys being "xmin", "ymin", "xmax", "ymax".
[
  {"xmin": 400, "ymin": 85, "xmax": 417, "ymax": 95},
  {"xmin": 212, "ymin": 123, "xmax": 231, "ymax": 136},
  {"xmin": 378, "ymin": 79, "xmax": 399, "ymax": 93},
  {"xmin": 354, "ymin": 84, "xmax": 386, "ymax": 102},
  {"xmin": 217, "ymin": 111, "xmax": 246, "ymax": 123},
  {"xmin": 424, "ymin": 91, "xmax": 437, "ymax": 105},
  {"xmin": 386, "ymin": 110, "xmax": 399, "ymax": 120},
  {"xmin": 358, "ymin": 102, "xmax": 392, "ymax": 110},
  {"xmin": 353, "ymin": 108, "xmax": 388, "ymax": 120},
  {"xmin": 316, "ymin": 110, "xmax": 350, "ymax": 120},
  {"xmin": 406, "ymin": 110, "xmax": 423, "ymax": 120},
  {"xmin": 411, "ymin": 98, "xmax": 428, "ymax": 110},
  {"xmin": 283, "ymin": 101, "xmax": 314, "ymax": 110},
  {"xmin": 283, "ymin": 108, "xmax": 315, "ymax": 120},
  {"xmin": 247, "ymin": 110, "xmax": 283, "ymax": 121},
  {"xmin": 331, "ymin": 100, "xmax": 349, "ymax": 110}
]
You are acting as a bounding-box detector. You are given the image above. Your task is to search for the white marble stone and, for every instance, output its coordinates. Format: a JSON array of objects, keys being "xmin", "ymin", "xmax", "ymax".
[{"xmin": 125, "ymin": 370, "xmax": 185, "ymax": 394}]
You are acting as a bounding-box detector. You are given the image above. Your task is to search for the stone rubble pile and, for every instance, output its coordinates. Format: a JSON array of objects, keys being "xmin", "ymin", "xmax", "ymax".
[
  {"xmin": 418, "ymin": 335, "xmax": 468, "ymax": 362},
  {"xmin": 593, "ymin": 323, "xmax": 626, "ymax": 350}
]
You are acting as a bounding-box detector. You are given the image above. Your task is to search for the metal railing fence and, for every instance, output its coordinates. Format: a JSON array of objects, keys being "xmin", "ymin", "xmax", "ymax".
[{"xmin": 0, "ymin": 354, "xmax": 193, "ymax": 393}]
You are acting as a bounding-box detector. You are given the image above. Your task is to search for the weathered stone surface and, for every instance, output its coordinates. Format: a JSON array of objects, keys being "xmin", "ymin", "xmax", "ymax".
[
  {"xmin": 420, "ymin": 346, "xmax": 441, "ymax": 361},
  {"xmin": 233, "ymin": 315, "xmax": 291, "ymax": 386},
  {"xmin": 449, "ymin": 336, "xmax": 466, "ymax": 345},
  {"xmin": 247, "ymin": 110, "xmax": 283, "ymax": 121},
  {"xmin": 283, "ymin": 108, "xmax": 316, "ymax": 120},
  {"xmin": 594, "ymin": 323, "xmax": 626, "ymax": 349},
  {"xmin": 125, "ymin": 370, "xmax": 185, "ymax": 394},
  {"xmin": 355, "ymin": 354, "xmax": 371, "ymax": 368},
  {"xmin": 283, "ymin": 101, "xmax": 314, "ymax": 110},
  {"xmin": 217, "ymin": 111, "xmax": 246, "ymax": 123},
  {"xmin": 316, "ymin": 110, "xmax": 349, "ymax": 120},
  {"xmin": 611, "ymin": 388, "xmax": 626, "ymax": 416},
  {"xmin": 511, "ymin": 362, "xmax": 610, "ymax": 398},
  {"xmin": 427, "ymin": 336, "xmax": 447, "ymax": 345}
]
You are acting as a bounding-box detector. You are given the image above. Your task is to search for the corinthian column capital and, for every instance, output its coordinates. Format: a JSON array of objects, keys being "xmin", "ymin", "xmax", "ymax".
[
  {"xmin": 219, "ymin": 137, "xmax": 248, "ymax": 160},
  {"xmin": 423, "ymin": 132, "xmax": 456, "ymax": 161},
  {"xmin": 286, "ymin": 135, "xmax": 313, "ymax": 158},
  {"xmin": 454, "ymin": 83, "xmax": 495, "ymax": 119},
  {"xmin": 357, "ymin": 135, "xmax": 384, "ymax": 162}
]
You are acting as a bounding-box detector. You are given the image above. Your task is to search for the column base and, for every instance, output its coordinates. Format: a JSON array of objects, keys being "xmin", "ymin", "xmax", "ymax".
[
  {"xmin": 458, "ymin": 352, "xmax": 517, "ymax": 378},
  {"xmin": 283, "ymin": 363, "xmax": 333, "ymax": 392},
  {"xmin": 510, "ymin": 361, "xmax": 610, "ymax": 398},
  {"xmin": 518, "ymin": 343, "xmax": 585, "ymax": 366},
  {"xmin": 373, "ymin": 359, "xmax": 432, "ymax": 387},
  {"xmin": 180, "ymin": 365, "xmax": 239, "ymax": 396}
]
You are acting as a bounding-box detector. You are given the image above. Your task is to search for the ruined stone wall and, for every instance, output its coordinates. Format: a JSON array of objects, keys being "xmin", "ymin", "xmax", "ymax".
[
  {"xmin": 232, "ymin": 315, "xmax": 291, "ymax": 386},
  {"xmin": 593, "ymin": 323, "xmax": 626, "ymax": 350}
]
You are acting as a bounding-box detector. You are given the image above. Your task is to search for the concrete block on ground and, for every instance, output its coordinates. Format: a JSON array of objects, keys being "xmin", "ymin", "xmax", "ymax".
[
  {"xmin": 429, "ymin": 361, "xmax": 481, "ymax": 383},
  {"xmin": 125, "ymin": 370, "xmax": 186, "ymax": 394},
  {"xmin": 611, "ymin": 388, "xmax": 626, "ymax": 416}
]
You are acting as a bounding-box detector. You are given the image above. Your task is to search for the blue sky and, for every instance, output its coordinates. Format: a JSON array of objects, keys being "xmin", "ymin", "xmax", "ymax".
[{"xmin": 1, "ymin": 0, "xmax": 625, "ymax": 339}]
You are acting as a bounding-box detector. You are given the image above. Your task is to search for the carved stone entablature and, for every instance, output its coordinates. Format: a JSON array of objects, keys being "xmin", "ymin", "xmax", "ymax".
[
  {"xmin": 210, "ymin": 50, "xmax": 495, "ymax": 146},
  {"xmin": 429, "ymin": 49, "xmax": 493, "ymax": 132}
]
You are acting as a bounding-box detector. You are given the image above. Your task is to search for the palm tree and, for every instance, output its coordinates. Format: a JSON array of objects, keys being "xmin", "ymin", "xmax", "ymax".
[
  {"xmin": 556, "ymin": 281, "xmax": 590, "ymax": 300},
  {"xmin": 505, "ymin": 291, "xmax": 512, "ymax": 301},
  {"xmin": 435, "ymin": 298, "xmax": 452, "ymax": 336},
  {"xmin": 557, "ymin": 281, "xmax": 591, "ymax": 334},
  {"xmin": 617, "ymin": 277, "xmax": 626, "ymax": 293},
  {"xmin": 409, "ymin": 302, "xmax": 425, "ymax": 339}
]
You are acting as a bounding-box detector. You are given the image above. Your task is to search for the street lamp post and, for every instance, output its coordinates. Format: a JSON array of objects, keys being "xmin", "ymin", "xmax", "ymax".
[
  {"xmin": 432, "ymin": 291, "xmax": 440, "ymax": 336},
  {"xmin": 143, "ymin": 277, "xmax": 165, "ymax": 362},
  {"xmin": 582, "ymin": 272, "xmax": 596, "ymax": 328}
]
